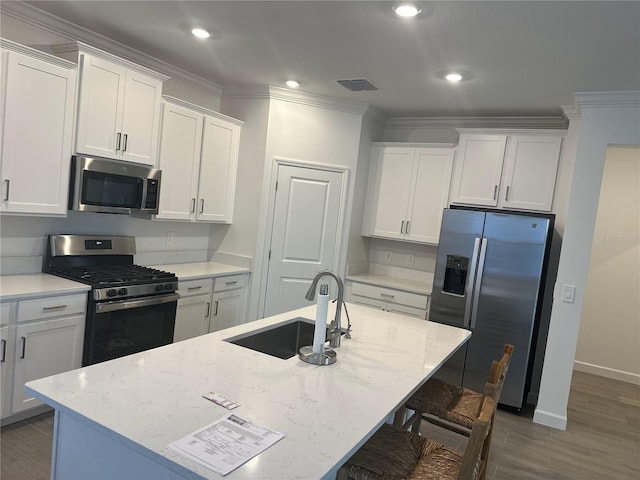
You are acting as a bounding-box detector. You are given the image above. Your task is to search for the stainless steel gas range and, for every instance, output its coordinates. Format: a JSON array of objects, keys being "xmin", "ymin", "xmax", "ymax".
[{"xmin": 43, "ymin": 235, "xmax": 178, "ymax": 366}]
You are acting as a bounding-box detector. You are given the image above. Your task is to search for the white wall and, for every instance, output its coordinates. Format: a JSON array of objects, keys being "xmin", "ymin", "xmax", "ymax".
[
  {"xmin": 534, "ymin": 92, "xmax": 640, "ymax": 430},
  {"xmin": 574, "ymin": 146, "xmax": 640, "ymax": 383}
]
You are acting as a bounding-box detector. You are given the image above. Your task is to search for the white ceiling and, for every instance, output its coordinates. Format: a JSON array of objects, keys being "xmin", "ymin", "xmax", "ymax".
[{"xmin": 8, "ymin": 1, "xmax": 640, "ymax": 117}]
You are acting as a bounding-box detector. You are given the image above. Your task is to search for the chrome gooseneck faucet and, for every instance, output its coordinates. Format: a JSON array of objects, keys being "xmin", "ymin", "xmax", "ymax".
[{"xmin": 305, "ymin": 270, "xmax": 347, "ymax": 348}]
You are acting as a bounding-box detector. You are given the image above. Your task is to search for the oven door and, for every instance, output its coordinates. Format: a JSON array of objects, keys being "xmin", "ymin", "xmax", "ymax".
[{"xmin": 84, "ymin": 293, "xmax": 178, "ymax": 366}]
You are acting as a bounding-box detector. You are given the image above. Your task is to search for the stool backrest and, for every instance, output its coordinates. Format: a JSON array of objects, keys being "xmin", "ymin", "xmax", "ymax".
[
  {"xmin": 458, "ymin": 395, "xmax": 495, "ymax": 480},
  {"xmin": 484, "ymin": 344, "xmax": 514, "ymax": 404}
]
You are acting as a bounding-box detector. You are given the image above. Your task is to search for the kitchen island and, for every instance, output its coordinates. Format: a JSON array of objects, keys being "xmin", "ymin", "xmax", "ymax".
[{"xmin": 25, "ymin": 303, "xmax": 470, "ymax": 480}]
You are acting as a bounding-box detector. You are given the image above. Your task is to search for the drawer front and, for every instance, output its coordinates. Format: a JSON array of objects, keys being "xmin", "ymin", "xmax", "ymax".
[
  {"xmin": 178, "ymin": 278, "xmax": 214, "ymax": 297},
  {"xmin": 350, "ymin": 282, "xmax": 428, "ymax": 310},
  {"xmin": 386, "ymin": 303, "xmax": 428, "ymax": 319},
  {"xmin": 1, "ymin": 302, "xmax": 15, "ymax": 326},
  {"xmin": 213, "ymin": 274, "xmax": 248, "ymax": 292},
  {"xmin": 17, "ymin": 294, "xmax": 87, "ymax": 323}
]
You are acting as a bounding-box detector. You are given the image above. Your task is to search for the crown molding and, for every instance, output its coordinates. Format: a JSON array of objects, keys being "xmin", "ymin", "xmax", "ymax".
[
  {"xmin": 162, "ymin": 96, "xmax": 243, "ymax": 126},
  {"xmin": 1, "ymin": 2, "xmax": 222, "ymax": 98},
  {"xmin": 573, "ymin": 91, "xmax": 640, "ymax": 108},
  {"xmin": 222, "ymin": 85, "xmax": 370, "ymax": 116},
  {"xmin": 385, "ymin": 115, "xmax": 568, "ymax": 130},
  {"xmin": 562, "ymin": 104, "xmax": 581, "ymax": 120},
  {"xmin": 0, "ymin": 38, "xmax": 76, "ymax": 69},
  {"xmin": 363, "ymin": 106, "xmax": 388, "ymax": 128}
]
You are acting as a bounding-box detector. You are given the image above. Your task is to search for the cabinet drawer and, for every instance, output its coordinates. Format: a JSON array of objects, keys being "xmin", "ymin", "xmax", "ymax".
[
  {"xmin": 213, "ymin": 274, "xmax": 247, "ymax": 292},
  {"xmin": 350, "ymin": 282, "xmax": 428, "ymax": 310},
  {"xmin": 1, "ymin": 302, "xmax": 15, "ymax": 326},
  {"xmin": 17, "ymin": 294, "xmax": 87, "ymax": 323},
  {"xmin": 178, "ymin": 278, "xmax": 214, "ymax": 297}
]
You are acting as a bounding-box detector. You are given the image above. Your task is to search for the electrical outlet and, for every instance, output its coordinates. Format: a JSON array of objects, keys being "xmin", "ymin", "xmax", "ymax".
[
  {"xmin": 561, "ymin": 284, "xmax": 576, "ymax": 303},
  {"xmin": 166, "ymin": 231, "xmax": 174, "ymax": 246},
  {"xmin": 407, "ymin": 254, "xmax": 415, "ymax": 265},
  {"xmin": 384, "ymin": 250, "xmax": 392, "ymax": 262}
]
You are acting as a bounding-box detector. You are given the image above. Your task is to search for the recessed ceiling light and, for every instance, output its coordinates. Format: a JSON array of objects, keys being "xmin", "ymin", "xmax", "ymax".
[
  {"xmin": 286, "ymin": 80, "xmax": 300, "ymax": 88},
  {"xmin": 393, "ymin": 3, "xmax": 422, "ymax": 17},
  {"xmin": 445, "ymin": 72, "xmax": 464, "ymax": 83},
  {"xmin": 191, "ymin": 28, "xmax": 210, "ymax": 39}
]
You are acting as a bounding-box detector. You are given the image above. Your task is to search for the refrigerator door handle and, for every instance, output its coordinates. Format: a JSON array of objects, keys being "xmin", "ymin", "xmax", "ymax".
[
  {"xmin": 463, "ymin": 237, "xmax": 482, "ymax": 328},
  {"xmin": 470, "ymin": 238, "xmax": 488, "ymax": 329}
]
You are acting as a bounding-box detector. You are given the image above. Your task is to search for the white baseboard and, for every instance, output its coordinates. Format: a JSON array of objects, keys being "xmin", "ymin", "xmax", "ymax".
[
  {"xmin": 573, "ymin": 361, "xmax": 640, "ymax": 385},
  {"xmin": 533, "ymin": 409, "xmax": 567, "ymax": 430}
]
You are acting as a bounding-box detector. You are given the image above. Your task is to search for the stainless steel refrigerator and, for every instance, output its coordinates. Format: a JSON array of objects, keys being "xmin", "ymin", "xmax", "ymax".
[{"xmin": 430, "ymin": 207, "xmax": 556, "ymax": 409}]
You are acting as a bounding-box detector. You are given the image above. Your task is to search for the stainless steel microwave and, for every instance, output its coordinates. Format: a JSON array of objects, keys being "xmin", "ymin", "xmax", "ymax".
[{"xmin": 69, "ymin": 155, "xmax": 161, "ymax": 214}]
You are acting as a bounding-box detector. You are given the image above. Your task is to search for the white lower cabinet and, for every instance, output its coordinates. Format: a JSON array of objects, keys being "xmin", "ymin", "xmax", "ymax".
[
  {"xmin": 174, "ymin": 279, "xmax": 213, "ymax": 342},
  {"xmin": 345, "ymin": 281, "xmax": 430, "ymax": 320},
  {"xmin": 12, "ymin": 315, "xmax": 84, "ymax": 413},
  {"xmin": 1, "ymin": 293, "xmax": 86, "ymax": 419},
  {"xmin": 174, "ymin": 274, "xmax": 248, "ymax": 339},
  {"xmin": 209, "ymin": 275, "xmax": 248, "ymax": 333}
]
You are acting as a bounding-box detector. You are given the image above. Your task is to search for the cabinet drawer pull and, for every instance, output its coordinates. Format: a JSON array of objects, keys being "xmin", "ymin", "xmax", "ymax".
[
  {"xmin": 116, "ymin": 132, "xmax": 122, "ymax": 152},
  {"xmin": 493, "ymin": 185, "xmax": 498, "ymax": 200},
  {"xmin": 205, "ymin": 302, "xmax": 211, "ymax": 317},
  {"xmin": 405, "ymin": 221, "xmax": 410, "ymax": 234},
  {"xmin": 42, "ymin": 304, "xmax": 68, "ymax": 311},
  {"xmin": 187, "ymin": 286, "xmax": 203, "ymax": 291},
  {"xmin": 380, "ymin": 293, "xmax": 395, "ymax": 299},
  {"xmin": 1, "ymin": 339, "xmax": 6, "ymax": 363},
  {"xmin": 123, "ymin": 133, "xmax": 128, "ymax": 152},
  {"xmin": 213, "ymin": 300, "xmax": 219, "ymax": 316},
  {"xmin": 199, "ymin": 199, "xmax": 205, "ymax": 213},
  {"xmin": 505, "ymin": 186, "xmax": 511, "ymax": 202},
  {"xmin": 225, "ymin": 281, "xmax": 238, "ymax": 286},
  {"xmin": 20, "ymin": 336, "xmax": 26, "ymax": 359},
  {"xmin": 191, "ymin": 198, "xmax": 196, "ymax": 213},
  {"xmin": 3, "ymin": 179, "xmax": 10, "ymax": 202},
  {"xmin": 400, "ymin": 220, "xmax": 405, "ymax": 234}
]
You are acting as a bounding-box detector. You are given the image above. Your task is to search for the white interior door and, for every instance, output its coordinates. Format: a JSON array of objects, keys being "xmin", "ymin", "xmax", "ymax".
[{"xmin": 263, "ymin": 164, "xmax": 345, "ymax": 317}]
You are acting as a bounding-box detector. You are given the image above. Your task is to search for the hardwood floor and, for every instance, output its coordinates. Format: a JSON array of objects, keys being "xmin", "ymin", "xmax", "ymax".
[{"xmin": 1, "ymin": 371, "xmax": 638, "ymax": 479}]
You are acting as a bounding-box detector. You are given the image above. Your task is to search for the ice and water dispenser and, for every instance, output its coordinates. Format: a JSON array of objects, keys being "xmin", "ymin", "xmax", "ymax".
[{"xmin": 442, "ymin": 255, "xmax": 469, "ymax": 296}]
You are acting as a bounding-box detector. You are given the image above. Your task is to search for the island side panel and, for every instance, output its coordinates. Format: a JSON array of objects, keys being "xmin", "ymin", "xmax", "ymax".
[{"xmin": 52, "ymin": 411, "xmax": 197, "ymax": 480}]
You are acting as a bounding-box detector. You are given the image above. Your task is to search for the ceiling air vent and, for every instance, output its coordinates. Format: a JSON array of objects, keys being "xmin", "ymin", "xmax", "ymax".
[{"xmin": 336, "ymin": 78, "xmax": 378, "ymax": 92}]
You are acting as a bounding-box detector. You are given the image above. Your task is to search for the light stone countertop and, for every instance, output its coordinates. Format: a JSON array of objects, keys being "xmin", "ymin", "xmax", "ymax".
[
  {"xmin": 25, "ymin": 303, "xmax": 470, "ymax": 480},
  {"xmin": 346, "ymin": 273, "xmax": 433, "ymax": 295},
  {"xmin": 149, "ymin": 261, "xmax": 250, "ymax": 281},
  {"xmin": 0, "ymin": 273, "xmax": 90, "ymax": 301}
]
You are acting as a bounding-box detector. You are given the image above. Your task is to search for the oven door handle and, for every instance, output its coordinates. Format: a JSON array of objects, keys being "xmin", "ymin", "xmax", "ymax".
[{"xmin": 95, "ymin": 293, "xmax": 180, "ymax": 313}]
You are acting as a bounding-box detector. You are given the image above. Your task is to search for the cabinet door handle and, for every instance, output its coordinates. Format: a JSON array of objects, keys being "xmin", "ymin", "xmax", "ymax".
[
  {"xmin": 199, "ymin": 199, "xmax": 205, "ymax": 213},
  {"xmin": 225, "ymin": 281, "xmax": 238, "ymax": 286},
  {"xmin": 20, "ymin": 336, "xmax": 26, "ymax": 359},
  {"xmin": 187, "ymin": 286, "xmax": 202, "ymax": 291},
  {"xmin": 205, "ymin": 302, "xmax": 211, "ymax": 317},
  {"xmin": 42, "ymin": 304, "xmax": 67, "ymax": 311},
  {"xmin": 116, "ymin": 132, "xmax": 122, "ymax": 152},
  {"xmin": 380, "ymin": 293, "xmax": 395, "ymax": 299},
  {"xmin": 505, "ymin": 186, "xmax": 511, "ymax": 202},
  {"xmin": 213, "ymin": 300, "xmax": 219, "ymax": 316},
  {"xmin": 3, "ymin": 179, "xmax": 10, "ymax": 202},
  {"xmin": 191, "ymin": 198, "xmax": 196, "ymax": 213},
  {"xmin": 493, "ymin": 185, "xmax": 498, "ymax": 200},
  {"xmin": 123, "ymin": 133, "xmax": 128, "ymax": 152},
  {"xmin": 400, "ymin": 220, "xmax": 405, "ymax": 234},
  {"xmin": 1, "ymin": 339, "xmax": 6, "ymax": 363},
  {"xmin": 405, "ymin": 221, "xmax": 410, "ymax": 234}
]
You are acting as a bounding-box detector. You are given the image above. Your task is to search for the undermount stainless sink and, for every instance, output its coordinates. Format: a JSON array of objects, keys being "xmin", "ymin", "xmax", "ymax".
[{"xmin": 225, "ymin": 317, "xmax": 343, "ymax": 359}]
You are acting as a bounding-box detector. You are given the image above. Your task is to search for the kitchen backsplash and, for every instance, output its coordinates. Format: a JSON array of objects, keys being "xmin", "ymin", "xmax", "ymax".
[{"xmin": 367, "ymin": 238, "xmax": 437, "ymax": 273}]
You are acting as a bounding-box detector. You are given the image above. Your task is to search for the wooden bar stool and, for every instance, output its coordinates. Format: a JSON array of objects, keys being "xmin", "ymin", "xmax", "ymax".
[
  {"xmin": 396, "ymin": 344, "xmax": 514, "ymax": 436},
  {"xmin": 338, "ymin": 396, "xmax": 496, "ymax": 480}
]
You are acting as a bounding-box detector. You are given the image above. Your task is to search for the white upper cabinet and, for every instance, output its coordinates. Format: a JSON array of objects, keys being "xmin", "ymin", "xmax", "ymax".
[
  {"xmin": 155, "ymin": 97, "xmax": 242, "ymax": 223},
  {"xmin": 450, "ymin": 130, "xmax": 564, "ymax": 212},
  {"xmin": 363, "ymin": 144, "xmax": 455, "ymax": 244},
  {"xmin": 0, "ymin": 40, "xmax": 77, "ymax": 216},
  {"xmin": 54, "ymin": 42, "xmax": 168, "ymax": 166}
]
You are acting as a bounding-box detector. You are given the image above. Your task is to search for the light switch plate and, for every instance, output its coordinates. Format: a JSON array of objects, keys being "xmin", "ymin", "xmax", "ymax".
[{"xmin": 561, "ymin": 284, "xmax": 576, "ymax": 303}]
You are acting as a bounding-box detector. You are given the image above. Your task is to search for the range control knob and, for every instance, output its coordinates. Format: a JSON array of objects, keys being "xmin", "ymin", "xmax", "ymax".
[
  {"xmin": 118, "ymin": 288, "xmax": 128, "ymax": 296},
  {"xmin": 106, "ymin": 289, "xmax": 118, "ymax": 297},
  {"xmin": 155, "ymin": 284, "xmax": 165, "ymax": 292},
  {"xmin": 164, "ymin": 283, "xmax": 174, "ymax": 291}
]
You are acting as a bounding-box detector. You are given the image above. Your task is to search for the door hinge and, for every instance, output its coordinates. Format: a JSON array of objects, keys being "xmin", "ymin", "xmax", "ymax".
[
  {"xmin": 275, "ymin": 181, "xmax": 278, "ymax": 191},
  {"xmin": 268, "ymin": 250, "xmax": 271, "ymax": 260}
]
